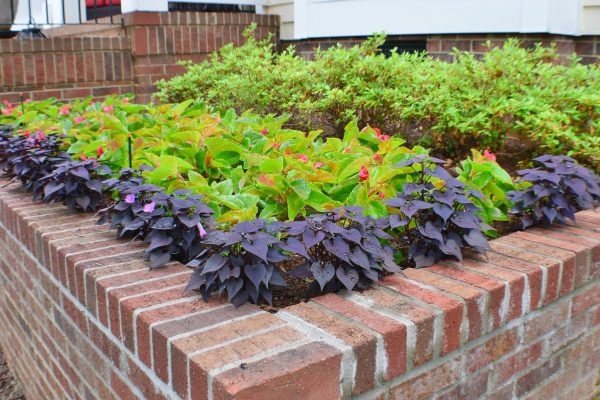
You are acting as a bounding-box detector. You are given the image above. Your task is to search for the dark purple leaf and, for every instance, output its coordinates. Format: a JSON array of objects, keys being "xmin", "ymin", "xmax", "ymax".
[
  {"xmin": 310, "ymin": 262, "xmax": 335, "ymax": 291},
  {"xmin": 245, "ymin": 263, "xmax": 266, "ymax": 289},
  {"xmin": 336, "ymin": 267, "xmax": 359, "ymax": 291}
]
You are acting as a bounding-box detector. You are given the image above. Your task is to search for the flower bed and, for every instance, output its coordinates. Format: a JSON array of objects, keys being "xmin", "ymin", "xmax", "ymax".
[
  {"xmin": 156, "ymin": 30, "xmax": 600, "ymax": 170},
  {"xmin": 1, "ymin": 96, "xmax": 599, "ymax": 308}
]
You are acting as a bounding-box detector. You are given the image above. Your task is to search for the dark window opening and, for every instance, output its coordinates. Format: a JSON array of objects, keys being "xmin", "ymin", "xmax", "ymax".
[
  {"xmin": 168, "ymin": 2, "xmax": 255, "ymax": 12},
  {"xmin": 379, "ymin": 40, "xmax": 426, "ymax": 57}
]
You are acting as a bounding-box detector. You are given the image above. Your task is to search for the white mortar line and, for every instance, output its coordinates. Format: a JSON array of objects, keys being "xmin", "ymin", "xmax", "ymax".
[
  {"xmin": 206, "ymin": 337, "xmax": 314, "ymax": 400},
  {"xmin": 277, "ymin": 310, "xmax": 355, "ymax": 397},
  {"xmin": 347, "ymin": 292, "xmax": 417, "ymax": 369},
  {"xmin": 116, "ymin": 283, "xmax": 189, "ymax": 340},
  {"xmin": 186, "ymin": 322, "xmax": 287, "ymax": 400},
  {"xmin": 148, "ymin": 304, "xmax": 231, "ymax": 371},
  {"xmin": 311, "ymin": 299, "xmax": 388, "ymax": 384},
  {"xmin": 166, "ymin": 311, "xmax": 263, "ymax": 387},
  {"xmin": 0, "ymin": 220, "xmax": 184, "ymax": 400}
]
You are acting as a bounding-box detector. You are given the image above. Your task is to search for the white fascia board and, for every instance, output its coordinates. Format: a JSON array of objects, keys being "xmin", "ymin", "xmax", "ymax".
[{"xmin": 292, "ymin": 0, "xmax": 584, "ymax": 39}]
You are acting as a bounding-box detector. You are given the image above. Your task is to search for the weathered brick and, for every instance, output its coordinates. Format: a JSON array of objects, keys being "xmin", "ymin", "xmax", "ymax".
[
  {"xmin": 390, "ymin": 356, "xmax": 461, "ymax": 400},
  {"xmin": 313, "ymin": 294, "xmax": 408, "ymax": 380},
  {"xmin": 286, "ymin": 302, "xmax": 377, "ymax": 394},
  {"xmin": 516, "ymin": 355, "xmax": 562, "ymax": 397},
  {"xmin": 383, "ymin": 275, "xmax": 463, "ymax": 355},
  {"xmin": 466, "ymin": 327, "xmax": 519, "ymax": 373}
]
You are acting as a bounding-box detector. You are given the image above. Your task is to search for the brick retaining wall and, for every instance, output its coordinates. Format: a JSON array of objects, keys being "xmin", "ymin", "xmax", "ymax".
[
  {"xmin": 0, "ymin": 179, "xmax": 598, "ymax": 399},
  {"xmin": 0, "ymin": 11, "xmax": 279, "ymax": 104},
  {"xmin": 284, "ymin": 33, "xmax": 600, "ymax": 64}
]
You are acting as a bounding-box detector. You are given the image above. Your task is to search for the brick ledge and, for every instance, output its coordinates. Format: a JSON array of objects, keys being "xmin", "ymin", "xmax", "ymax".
[{"xmin": 0, "ymin": 181, "xmax": 599, "ymax": 399}]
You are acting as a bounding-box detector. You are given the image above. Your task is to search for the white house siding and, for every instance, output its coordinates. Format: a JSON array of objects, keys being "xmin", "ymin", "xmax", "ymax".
[
  {"xmin": 264, "ymin": 0, "xmax": 294, "ymax": 39},
  {"xmin": 290, "ymin": 0, "xmax": 588, "ymax": 40}
]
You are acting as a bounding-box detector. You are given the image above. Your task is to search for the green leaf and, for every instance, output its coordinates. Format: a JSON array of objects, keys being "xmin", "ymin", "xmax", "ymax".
[
  {"xmin": 289, "ymin": 178, "xmax": 311, "ymax": 200},
  {"xmin": 287, "ymin": 192, "xmax": 305, "ymax": 220},
  {"xmin": 260, "ymin": 158, "xmax": 284, "ymax": 173}
]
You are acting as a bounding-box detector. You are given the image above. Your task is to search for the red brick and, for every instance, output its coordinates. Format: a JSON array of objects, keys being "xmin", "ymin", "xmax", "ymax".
[
  {"xmin": 286, "ymin": 302, "xmax": 377, "ymax": 394},
  {"xmin": 212, "ymin": 342, "xmax": 342, "ymax": 400},
  {"xmin": 472, "ymin": 247, "xmax": 544, "ymax": 311},
  {"xmin": 494, "ymin": 341, "xmax": 543, "ymax": 385},
  {"xmin": 152, "ymin": 304, "xmax": 260, "ymax": 382},
  {"xmin": 171, "ymin": 313, "xmax": 289, "ymax": 397},
  {"xmin": 511, "ymin": 231, "xmax": 589, "ymax": 288},
  {"xmin": 390, "ymin": 356, "xmax": 461, "ymax": 400},
  {"xmin": 405, "ymin": 268, "xmax": 486, "ymax": 341},
  {"xmin": 516, "ymin": 356, "xmax": 562, "ymax": 397},
  {"xmin": 572, "ymin": 281, "xmax": 600, "ymax": 315},
  {"xmin": 383, "ymin": 275, "xmax": 463, "ymax": 355},
  {"xmin": 429, "ymin": 263, "xmax": 507, "ymax": 328},
  {"xmin": 361, "ymin": 290, "xmax": 436, "ymax": 367},
  {"xmin": 313, "ymin": 294, "xmax": 408, "ymax": 380},
  {"xmin": 466, "ymin": 327, "xmax": 519, "ymax": 373},
  {"xmin": 524, "ymin": 301, "xmax": 570, "ymax": 342}
]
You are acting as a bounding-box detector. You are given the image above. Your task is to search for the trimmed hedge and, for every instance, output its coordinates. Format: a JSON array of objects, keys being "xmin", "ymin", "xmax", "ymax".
[{"xmin": 156, "ymin": 30, "xmax": 600, "ymax": 170}]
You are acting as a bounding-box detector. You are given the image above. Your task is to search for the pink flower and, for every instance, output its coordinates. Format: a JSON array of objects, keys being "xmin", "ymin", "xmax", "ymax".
[
  {"xmin": 197, "ymin": 222, "xmax": 207, "ymax": 238},
  {"xmin": 143, "ymin": 202, "xmax": 155, "ymax": 213},
  {"xmin": 74, "ymin": 117, "xmax": 85, "ymax": 124},
  {"xmin": 378, "ymin": 192, "xmax": 385, "ymax": 199},
  {"xmin": 261, "ymin": 128, "xmax": 268, "ymax": 136},
  {"xmin": 124, "ymin": 194, "xmax": 136, "ymax": 204},
  {"xmin": 373, "ymin": 153, "xmax": 381, "ymax": 162},
  {"xmin": 122, "ymin": 97, "xmax": 130, "ymax": 104},
  {"xmin": 315, "ymin": 162, "xmax": 324, "ymax": 168},
  {"xmin": 24, "ymin": 99, "xmax": 32, "ymax": 104},
  {"xmin": 377, "ymin": 134, "xmax": 391, "ymax": 141},
  {"xmin": 483, "ymin": 149, "xmax": 497, "ymax": 161},
  {"xmin": 58, "ymin": 106, "xmax": 70, "ymax": 116},
  {"xmin": 103, "ymin": 105, "xmax": 114, "ymax": 113},
  {"xmin": 297, "ymin": 154, "xmax": 309, "ymax": 162},
  {"xmin": 1, "ymin": 109, "xmax": 12, "ymax": 116},
  {"xmin": 97, "ymin": 146, "xmax": 104, "ymax": 157},
  {"xmin": 272, "ymin": 143, "xmax": 280, "ymax": 149},
  {"xmin": 359, "ymin": 166, "xmax": 369, "ymax": 181},
  {"xmin": 2, "ymin": 100, "xmax": 12, "ymax": 108},
  {"xmin": 373, "ymin": 128, "xmax": 382, "ymax": 136}
]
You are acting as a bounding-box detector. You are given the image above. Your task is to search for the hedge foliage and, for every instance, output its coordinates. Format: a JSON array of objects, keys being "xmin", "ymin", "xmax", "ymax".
[{"xmin": 156, "ymin": 29, "xmax": 600, "ymax": 170}]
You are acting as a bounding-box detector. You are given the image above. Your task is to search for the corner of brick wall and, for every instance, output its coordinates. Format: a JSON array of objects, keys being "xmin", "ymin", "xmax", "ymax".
[
  {"xmin": 0, "ymin": 179, "xmax": 599, "ymax": 399},
  {"xmin": 0, "ymin": 11, "xmax": 280, "ymax": 104}
]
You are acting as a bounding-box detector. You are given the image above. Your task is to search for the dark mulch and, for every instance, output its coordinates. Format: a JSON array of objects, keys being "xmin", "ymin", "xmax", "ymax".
[{"xmin": 0, "ymin": 347, "xmax": 25, "ymax": 400}]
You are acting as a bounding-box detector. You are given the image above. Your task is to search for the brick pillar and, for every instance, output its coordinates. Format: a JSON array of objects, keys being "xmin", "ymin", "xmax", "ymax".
[{"xmin": 123, "ymin": 11, "xmax": 280, "ymax": 103}]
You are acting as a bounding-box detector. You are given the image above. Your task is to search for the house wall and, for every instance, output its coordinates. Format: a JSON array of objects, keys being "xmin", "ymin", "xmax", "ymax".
[{"xmin": 0, "ymin": 178, "xmax": 599, "ymax": 399}]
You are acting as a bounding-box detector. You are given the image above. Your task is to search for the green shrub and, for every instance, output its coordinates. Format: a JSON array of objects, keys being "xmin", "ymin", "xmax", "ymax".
[{"xmin": 156, "ymin": 29, "xmax": 600, "ymax": 170}]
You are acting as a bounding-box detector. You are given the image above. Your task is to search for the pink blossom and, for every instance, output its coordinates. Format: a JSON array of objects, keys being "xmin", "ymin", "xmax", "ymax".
[
  {"xmin": 315, "ymin": 162, "xmax": 324, "ymax": 168},
  {"xmin": 122, "ymin": 97, "xmax": 130, "ymax": 104},
  {"xmin": 2, "ymin": 100, "xmax": 12, "ymax": 108},
  {"xmin": 483, "ymin": 149, "xmax": 497, "ymax": 161},
  {"xmin": 74, "ymin": 117, "xmax": 85, "ymax": 124},
  {"xmin": 197, "ymin": 222, "xmax": 207, "ymax": 238},
  {"xmin": 1, "ymin": 109, "xmax": 12, "ymax": 116},
  {"xmin": 103, "ymin": 105, "xmax": 114, "ymax": 113},
  {"xmin": 297, "ymin": 154, "xmax": 309, "ymax": 162},
  {"xmin": 58, "ymin": 106, "xmax": 70, "ymax": 116},
  {"xmin": 261, "ymin": 128, "xmax": 268, "ymax": 136},
  {"xmin": 373, "ymin": 128, "xmax": 382, "ymax": 136},
  {"xmin": 272, "ymin": 143, "xmax": 280, "ymax": 149},
  {"xmin": 124, "ymin": 194, "xmax": 136, "ymax": 204},
  {"xmin": 97, "ymin": 146, "xmax": 104, "ymax": 157},
  {"xmin": 373, "ymin": 153, "xmax": 381, "ymax": 162},
  {"xmin": 359, "ymin": 166, "xmax": 369, "ymax": 181},
  {"xmin": 143, "ymin": 202, "xmax": 155, "ymax": 213},
  {"xmin": 378, "ymin": 192, "xmax": 385, "ymax": 199},
  {"xmin": 377, "ymin": 134, "xmax": 391, "ymax": 141},
  {"xmin": 24, "ymin": 99, "xmax": 32, "ymax": 104}
]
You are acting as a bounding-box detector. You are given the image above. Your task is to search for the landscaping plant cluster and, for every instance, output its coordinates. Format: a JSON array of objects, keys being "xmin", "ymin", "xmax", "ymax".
[
  {"xmin": 157, "ymin": 28, "xmax": 600, "ymax": 171},
  {"xmin": 1, "ymin": 96, "xmax": 599, "ymax": 306}
]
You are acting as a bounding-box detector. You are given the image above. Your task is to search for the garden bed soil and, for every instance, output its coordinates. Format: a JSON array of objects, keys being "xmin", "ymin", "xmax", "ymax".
[{"xmin": 0, "ymin": 347, "xmax": 25, "ymax": 400}]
